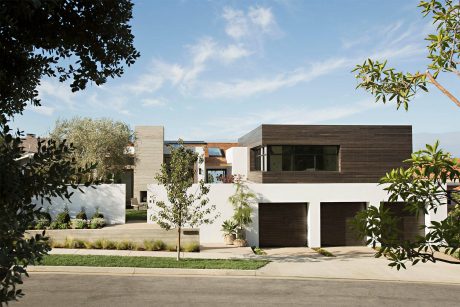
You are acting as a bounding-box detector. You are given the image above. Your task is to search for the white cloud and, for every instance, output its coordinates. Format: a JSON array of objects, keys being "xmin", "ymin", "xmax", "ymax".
[
  {"xmin": 199, "ymin": 58, "xmax": 350, "ymax": 99},
  {"xmin": 222, "ymin": 6, "xmax": 280, "ymax": 40},
  {"xmin": 38, "ymin": 80, "xmax": 75, "ymax": 108},
  {"xmin": 183, "ymin": 100, "xmax": 380, "ymax": 140},
  {"xmin": 141, "ymin": 98, "xmax": 167, "ymax": 107},
  {"xmin": 219, "ymin": 44, "xmax": 252, "ymax": 63},
  {"xmin": 248, "ymin": 6, "xmax": 275, "ymax": 31},
  {"xmin": 30, "ymin": 105, "xmax": 55, "ymax": 116},
  {"xmin": 222, "ymin": 7, "xmax": 248, "ymax": 39}
]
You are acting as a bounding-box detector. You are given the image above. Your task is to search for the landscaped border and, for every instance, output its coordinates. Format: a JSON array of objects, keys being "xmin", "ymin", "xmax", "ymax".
[{"xmin": 39, "ymin": 254, "xmax": 270, "ymax": 270}]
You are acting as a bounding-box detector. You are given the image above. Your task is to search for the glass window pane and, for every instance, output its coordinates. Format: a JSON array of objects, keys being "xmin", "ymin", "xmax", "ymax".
[
  {"xmin": 294, "ymin": 155, "xmax": 315, "ymax": 171},
  {"xmin": 269, "ymin": 155, "xmax": 282, "ymax": 171},
  {"xmin": 268, "ymin": 145, "xmax": 282, "ymax": 155},
  {"xmin": 316, "ymin": 155, "xmax": 338, "ymax": 171},
  {"xmin": 323, "ymin": 146, "xmax": 338, "ymax": 155},
  {"xmin": 208, "ymin": 147, "xmax": 223, "ymax": 156}
]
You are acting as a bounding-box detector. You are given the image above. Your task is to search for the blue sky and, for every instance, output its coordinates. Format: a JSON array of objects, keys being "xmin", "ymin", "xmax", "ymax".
[{"xmin": 12, "ymin": 0, "xmax": 460, "ymax": 155}]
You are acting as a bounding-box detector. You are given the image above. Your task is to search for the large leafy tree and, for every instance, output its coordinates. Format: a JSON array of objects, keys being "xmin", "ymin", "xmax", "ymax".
[
  {"xmin": 352, "ymin": 0, "xmax": 460, "ymax": 268},
  {"xmin": 152, "ymin": 141, "xmax": 219, "ymax": 261},
  {"xmin": 0, "ymin": 0, "xmax": 139, "ymax": 303},
  {"xmin": 50, "ymin": 117, "xmax": 135, "ymax": 182},
  {"xmin": 352, "ymin": 142, "xmax": 460, "ymax": 269},
  {"xmin": 353, "ymin": 0, "xmax": 460, "ymax": 110}
]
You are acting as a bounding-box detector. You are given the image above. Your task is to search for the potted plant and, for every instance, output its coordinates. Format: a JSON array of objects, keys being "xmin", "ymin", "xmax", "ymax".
[
  {"xmin": 228, "ymin": 175, "xmax": 256, "ymax": 247},
  {"xmin": 221, "ymin": 219, "xmax": 237, "ymax": 245}
]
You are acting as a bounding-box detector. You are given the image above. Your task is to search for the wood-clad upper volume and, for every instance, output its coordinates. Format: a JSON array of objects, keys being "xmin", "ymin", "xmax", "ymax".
[{"xmin": 238, "ymin": 124, "xmax": 412, "ymax": 183}]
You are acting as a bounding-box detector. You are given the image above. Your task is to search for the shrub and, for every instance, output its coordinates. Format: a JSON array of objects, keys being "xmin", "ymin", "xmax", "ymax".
[
  {"xmin": 71, "ymin": 219, "xmax": 87, "ymax": 229},
  {"xmin": 35, "ymin": 218, "xmax": 51, "ymax": 230},
  {"xmin": 183, "ymin": 241, "xmax": 200, "ymax": 252},
  {"xmin": 89, "ymin": 217, "xmax": 106, "ymax": 229},
  {"xmin": 38, "ymin": 207, "xmax": 52, "ymax": 223},
  {"xmin": 50, "ymin": 240, "xmax": 65, "ymax": 248},
  {"xmin": 101, "ymin": 239, "xmax": 117, "ymax": 250},
  {"xmin": 83, "ymin": 241, "xmax": 93, "ymax": 249},
  {"xmin": 49, "ymin": 221, "xmax": 69, "ymax": 230},
  {"xmin": 76, "ymin": 207, "xmax": 87, "ymax": 220},
  {"xmin": 116, "ymin": 240, "xmax": 136, "ymax": 250},
  {"xmin": 143, "ymin": 240, "xmax": 166, "ymax": 251},
  {"xmin": 92, "ymin": 207, "xmax": 104, "ymax": 219},
  {"xmin": 166, "ymin": 244, "xmax": 180, "ymax": 252},
  {"xmin": 64, "ymin": 237, "xmax": 86, "ymax": 249},
  {"xmin": 91, "ymin": 239, "xmax": 104, "ymax": 249},
  {"xmin": 55, "ymin": 206, "xmax": 71, "ymax": 225}
]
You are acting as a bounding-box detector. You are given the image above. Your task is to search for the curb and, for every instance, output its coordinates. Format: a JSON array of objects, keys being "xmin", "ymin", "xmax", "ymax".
[
  {"xmin": 28, "ymin": 266, "xmax": 257, "ymax": 277},
  {"xmin": 27, "ymin": 266, "xmax": 460, "ymax": 285}
]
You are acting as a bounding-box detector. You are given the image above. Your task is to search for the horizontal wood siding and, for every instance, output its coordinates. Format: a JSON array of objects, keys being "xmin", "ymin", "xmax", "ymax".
[
  {"xmin": 320, "ymin": 202, "xmax": 366, "ymax": 246},
  {"xmin": 239, "ymin": 125, "xmax": 412, "ymax": 183},
  {"xmin": 259, "ymin": 203, "xmax": 308, "ymax": 247}
]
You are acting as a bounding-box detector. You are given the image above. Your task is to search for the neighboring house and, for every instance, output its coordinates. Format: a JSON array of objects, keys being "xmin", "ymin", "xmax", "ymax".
[{"xmin": 140, "ymin": 124, "xmax": 448, "ymax": 247}]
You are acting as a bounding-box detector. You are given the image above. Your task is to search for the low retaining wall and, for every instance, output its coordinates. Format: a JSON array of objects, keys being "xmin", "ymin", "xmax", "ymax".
[{"xmin": 27, "ymin": 227, "xmax": 199, "ymax": 245}]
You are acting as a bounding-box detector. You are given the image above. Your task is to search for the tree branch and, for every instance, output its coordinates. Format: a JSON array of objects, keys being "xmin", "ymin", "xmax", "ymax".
[{"xmin": 426, "ymin": 71, "xmax": 460, "ymax": 107}]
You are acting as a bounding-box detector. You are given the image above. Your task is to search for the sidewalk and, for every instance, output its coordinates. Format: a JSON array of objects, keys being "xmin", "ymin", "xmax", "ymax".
[{"xmin": 31, "ymin": 246, "xmax": 460, "ymax": 284}]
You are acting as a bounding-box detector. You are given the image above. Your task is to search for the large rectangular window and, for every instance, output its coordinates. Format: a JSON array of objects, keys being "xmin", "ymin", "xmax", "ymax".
[{"xmin": 267, "ymin": 145, "xmax": 339, "ymax": 171}]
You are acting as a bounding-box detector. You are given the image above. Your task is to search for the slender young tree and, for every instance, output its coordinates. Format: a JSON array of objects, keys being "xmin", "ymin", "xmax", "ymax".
[{"xmin": 152, "ymin": 141, "xmax": 218, "ymax": 261}]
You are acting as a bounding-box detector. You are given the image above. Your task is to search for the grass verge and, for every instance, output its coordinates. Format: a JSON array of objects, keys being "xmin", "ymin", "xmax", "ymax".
[
  {"xmin": 126, "ymin": 209, "xmax": 148, "ymax": 222},
  {"xmin": 312, "ymin": 248, "xmax": 335, "ymax": 257},
  {"xmin": 39, "ymin": 254, "xmax": 270, "ymax": 270}
]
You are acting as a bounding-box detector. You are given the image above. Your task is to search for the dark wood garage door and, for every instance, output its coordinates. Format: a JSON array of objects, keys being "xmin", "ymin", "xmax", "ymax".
[
  {"xmin": 259, "ymin": 203, "xmax": 308, "ymax": 247},
  {"xmin": 321, "ymin": 202, "xmax": 366, "ymax": 246},
  {"xmin": 382, "ymin": 202, "xmax": 425, "ymax": 241}
]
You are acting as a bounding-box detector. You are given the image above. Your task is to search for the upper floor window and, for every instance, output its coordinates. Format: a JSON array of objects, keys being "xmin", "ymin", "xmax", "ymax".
[
  {"xmin": 251, "ymin": 146, "xmax": 266, "ymax": 171},
  {"xmin": 267, "ymin": 145, "xmax": 339, "ymax": 171},
  {"xmin": 208, "ymin": 147, "xmax": 224, "ymax": 157}
]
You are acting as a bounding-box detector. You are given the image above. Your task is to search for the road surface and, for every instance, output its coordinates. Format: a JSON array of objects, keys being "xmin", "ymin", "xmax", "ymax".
[{"xmin": 10, "ymin": 273, "xmax": 460, "ymax": 306}]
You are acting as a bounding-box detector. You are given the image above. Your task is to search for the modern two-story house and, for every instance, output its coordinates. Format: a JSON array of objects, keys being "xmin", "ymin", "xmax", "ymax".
[{"xmin": 143, "ymin": 124, "xmax": 447, "ymax": 248}]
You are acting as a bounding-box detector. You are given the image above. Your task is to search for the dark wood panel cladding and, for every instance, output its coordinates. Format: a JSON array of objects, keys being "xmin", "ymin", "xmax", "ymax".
[
  {"xmin": 320, "ymin": 202, "xmax": 366, "ymax": 246},
  {"xmin": 238, "ymin": 125, "xmax": 412, "ymax": 183},
  {"xmin": 259, "ymin": 203, "xmax": 308, "ymax": 247}
]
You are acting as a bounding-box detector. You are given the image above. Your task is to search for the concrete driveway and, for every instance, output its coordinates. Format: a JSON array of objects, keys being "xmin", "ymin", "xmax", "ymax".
[{"xmin": 256, "ymin": 246, "xmax": 460, "ymax": 284}]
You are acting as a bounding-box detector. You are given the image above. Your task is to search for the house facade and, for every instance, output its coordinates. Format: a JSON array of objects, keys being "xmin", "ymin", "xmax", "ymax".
[{"xmin": 144, "ymin": 124, "xmax": 448, "ymax": 247}]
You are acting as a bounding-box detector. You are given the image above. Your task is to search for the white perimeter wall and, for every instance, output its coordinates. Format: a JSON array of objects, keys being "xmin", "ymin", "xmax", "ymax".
[
  {"xmin": 147, "ymin": 183, "xmax": 386, "ymax": 246},
  {"xmin": 148, "ymin": 183, "xmax": 448, "ymax": 247},
  {"xmin": 37, "ymin": 184, "xmax": 126, "ymax": 224}
]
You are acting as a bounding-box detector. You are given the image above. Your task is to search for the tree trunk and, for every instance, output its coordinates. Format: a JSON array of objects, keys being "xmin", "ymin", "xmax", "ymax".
[{"xmin": 177, "ymin": 226, "xmax": 181, "ymax": 261}]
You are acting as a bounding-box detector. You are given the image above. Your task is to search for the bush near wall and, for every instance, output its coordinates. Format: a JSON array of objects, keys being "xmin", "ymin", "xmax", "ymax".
[{"xmin": 50, "ymin": 238, "xmax": 200, "ymax": 252}]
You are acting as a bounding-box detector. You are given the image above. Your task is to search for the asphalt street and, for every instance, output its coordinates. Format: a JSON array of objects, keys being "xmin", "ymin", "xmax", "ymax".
[{"xmin": 10, "ymin": 273, "xmax": 460, "ymax": 306}]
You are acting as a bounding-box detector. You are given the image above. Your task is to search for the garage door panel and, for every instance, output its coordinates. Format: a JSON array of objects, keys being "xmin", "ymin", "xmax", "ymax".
[
  {"xmin": 321, "ymin": 202, "xmax": 366, "ymax": 246},
  {"xmin": 259, "ymin": 203, "xmax": 308, "ymax": 247}
]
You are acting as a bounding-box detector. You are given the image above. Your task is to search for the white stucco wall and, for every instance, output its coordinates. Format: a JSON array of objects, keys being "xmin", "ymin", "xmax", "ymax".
[
  {"xmin": 148, "ymin": 183, "xmax": 449, "ymax": 247},
  {"xmin": 37, "ymin": 184, "xmax": 126, "ymax": 224},
  {"xmin": 225, "ymin": 147, "xmax": 248, "ymax": 178}
]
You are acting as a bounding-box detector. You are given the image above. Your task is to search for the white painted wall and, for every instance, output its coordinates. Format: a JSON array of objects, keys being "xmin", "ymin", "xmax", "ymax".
[
  {"xmin": 195, "ymin": 147, "xmax": 206, "ymax": 182},
  {"xmin": 225, "ymin": 147, "xmax": 248, "ymax": 178},
  {"xmin": 37, "ymin": 184, "xmax": 126, "ymax": 224},
  {"xmin": 148, "ymin": 183, "xmax": 449, "ymax": 247}
]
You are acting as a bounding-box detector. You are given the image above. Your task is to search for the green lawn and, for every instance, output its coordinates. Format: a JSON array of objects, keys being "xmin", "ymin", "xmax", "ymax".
[
  {"xmin": 126, "ymin": 209, "xmax": 147, "ymax": 222},
  {"xmin": 39, "ymin": 254, "xmax": 269, "ymax": 270}
]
